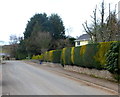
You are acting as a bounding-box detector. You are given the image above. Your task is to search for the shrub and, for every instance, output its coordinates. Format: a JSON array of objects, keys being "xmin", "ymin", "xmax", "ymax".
[
  {"xmin": 52, "ymin": 50, "xmax": 62, "ymax": 63},
  {"xmin": 32, "ymin": 55, "xmax": 36, "ymax": 59},
  {"xmin": 105, "ymin": 42, "xmax": 120, "ymax": 74},
  {"xmin": 80, "ymin": 45, "xmax": 86, "ymax": 56},
  {"xmin": 94, "ymin": 42, "xmax": 111, "ymax": 69},
  {"xmin": 39, "ymin": 54, "xmax": 44, "ymax": 61},
  {"xmin": 61, "ymin": 48, "xmax": 66, "ymax": 65},
  {"xmin": 42, "ymin": 50, "xmax": 62, "ymax": 63},
  {"xmin": 71, "ymin": 47, "xmax": 75, "ymax": 64},
  {"xmin": 61, "ymin": 47, "xmax": 72, "ymax": 65},
  {"xmin": 74, "ymin": 46, "xmax": 83, "ymax": 67},
  {"xmin": 44, "ymin": 51, "xmax": 49, "ymax": 62},
  {"xmin": 64, "ymin": 47, "xmax": 72, "ymax": 65},
  {"xmin": 73, "ymin": 44, "xmax": 99, "ymax": 68},
  {"xmin": 73, "ymin": 42, "xmax": 116, "ymax": 69},
  {"xmin": 48, "ymin": 50, "xmax": 54, "ymax": 62},
  {"xmin": 32, "ymin": 55, "xmax": 40, "ymax": 60},
  {"xmin": 32, "ymin": 41, "xmax": 120, "ymax": 77},
  {"xmin": 83, "ymin": 43, "xmax": 100, "ymax": 69}
]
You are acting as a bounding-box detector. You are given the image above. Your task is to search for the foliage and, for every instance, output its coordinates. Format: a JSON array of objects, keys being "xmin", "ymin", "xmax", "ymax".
[
  {"xmin": 61, "ymin": 47, "xmax": 72, "ymax": 65},
  {"xmin": 94, "ymin": 42, "xmax": 111, "ymax": 68},
  {"xmin": 24, "ymin": 13, "xmax": 49, "ymax": 39},
  {"xmin": 52, "ymin": 50, "xmax": 62, "ymax": 63},
  {"xmin": 61, "ymin": 48, "xmax": 66, "ymax": 65},
  {"xmin": 26, "ymin": 32, "xmax": 52, "ymax": 56},
  {"xmin": 17, "ymin": 13, "xmax": 66, "ymax": 59},
  {"xmin": 44, "ymin": 51, "xmax": 49, "ymax": 62},
  {"xmin": 32, "ymin": 55, "xmax": 40, "ymax": 60},
  {"xmin": 68, "ymin": 37, "xmax": 76, "ymax": 46},
  {"xmin": 80, "ymin": 45, "xmax": 86, "ymax": 56},
  {"xmin": 105, "ymin": 42, "xmax": 120, "ymax": 74},
  {"xmin": 48, "ymin": 50, "xmax": 54, "ymax": 62},
  {"xmin": 74, "ymin": 46, "xmax": 83, "ymax": 66},
  {"xmin": 49, "ymin": 14, "xmax": 65, "ymax": 40},
  {"xmin": 51, "ymin": 38, "xmax": 75, "ymax": 50},
  {"xmin": 32, "ymin": 50, "xmax": 62, "ymax": 63},
  {"xmin": 83, "ymin": 43, "xmax": 100, "ymax": 69},
  {"xmin": 61, "ymin": 41, "xmax": 119, "ymax": 70},
  {"xmin": 71, "ymin": 47, "xmax": 75, "ymax": 64},
  {"xmin": 15, "ymin": 38, "xmax": 28, "ymax": 59},
  {"xmin": 74, "ymin": 44, "xmax": 99, "ymax": 68},
  {"xmin": 39, "ymin": 54, "xmax": 44, "ymax": 60},
  {"xmin": 32, "ymin": 41, "xmax": 120, "ymax": 79}
]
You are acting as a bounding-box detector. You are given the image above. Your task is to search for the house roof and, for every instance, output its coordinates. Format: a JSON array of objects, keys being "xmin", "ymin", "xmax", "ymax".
[{"xmin": 77, "ymin": 34, "xmax": 90, "ymax": 41}]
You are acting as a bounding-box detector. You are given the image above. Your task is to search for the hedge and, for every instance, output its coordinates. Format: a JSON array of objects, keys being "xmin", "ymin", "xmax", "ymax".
[
  {"xmin": 61, "ymin": 41, "xmax": 119, "ymax": 70},
  {"xmin": 61, "ymin": 47, "xmax": 72, "ymax": 65},
  {"xmin": 32, "ymin": 55, "xmax": 41, "ymax": 60},
  {"xmin": 52, "ymin": 50, "xmax": 62, "ymax": 63},
  {"xmin": 105, "ymin": 42, "xmax": 120, "ymax": 74},
  {"xmin": 32, "ymin": 41, "xmax": 120, "ymax": 74},
  {"xmin": 34, "ymin": 50, "xmax": 62, "ymax": 63},
  {"xmin": 44, "ymin": 51, "xmax": 49, "ymax": 62}
]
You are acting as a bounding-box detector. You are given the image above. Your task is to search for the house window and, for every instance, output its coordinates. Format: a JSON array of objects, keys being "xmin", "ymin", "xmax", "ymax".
[{"xmin": 77, "ymin": 41, "xmax": 80, "ymax": 46}]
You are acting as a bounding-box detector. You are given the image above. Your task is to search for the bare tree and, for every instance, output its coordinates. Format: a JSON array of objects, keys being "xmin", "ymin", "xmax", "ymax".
[
  {"xmin": 35, "ymin": 32, "xmax": 52, "ymax": 53},
  {"xmin": 26, "ymin": 32, "xmax": 52, "ymax": 55},
  {"xmin": 83, "ymin": 0, "xmax": 119, "ymax": 42},
  {"xmin": 100, "ymin": 0, "xmax": 105, "ymax": 42},
  {"xmin": 82, "ymin": 5, "xmax": 98, "ymax": 43},
  {"xmin": 9, "ymin": 34, "xmax": 20, "ymax": 58},
  {"xmin": 9, "ymin": 34, "xmax": 19, "ymax": 45}
]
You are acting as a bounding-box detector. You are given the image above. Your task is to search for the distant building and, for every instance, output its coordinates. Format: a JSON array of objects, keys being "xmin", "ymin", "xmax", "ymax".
[
  {"xmin": 75, "ymin": 34, "xmax": 91, "ymax": 47},
  {"xmin": 0, "ymin": 53, "xmax": 10, "ymax": 60}
]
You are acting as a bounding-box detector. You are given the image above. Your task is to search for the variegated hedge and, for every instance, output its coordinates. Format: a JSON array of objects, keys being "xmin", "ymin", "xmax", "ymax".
[{"xmin": 32, "ymin": 41, "xmax": 120, "ymax": 74}]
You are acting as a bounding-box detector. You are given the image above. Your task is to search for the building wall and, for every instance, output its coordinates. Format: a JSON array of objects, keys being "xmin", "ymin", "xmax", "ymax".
[
  {"xmin": 75, "ymin": 40, "xmax": 88, "ymax": 47},
  {"xmin": 75, "ymin": 41, "xmax": 80, "ymax": 47},
  {"xmin": 80, "ymin": 40, "xmax": 88, "ymax": 46}
]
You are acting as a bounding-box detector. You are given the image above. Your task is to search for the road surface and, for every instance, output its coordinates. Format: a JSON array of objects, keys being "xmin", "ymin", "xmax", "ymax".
[{"xmin": 2, "ymin": 61, "xmax": 117, "ymax": 95}]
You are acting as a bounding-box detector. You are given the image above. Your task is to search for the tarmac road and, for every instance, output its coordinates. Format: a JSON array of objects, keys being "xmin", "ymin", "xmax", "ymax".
[{"xmin": 2, "ymin": 61, "xmax": 117, "ymax": 95}]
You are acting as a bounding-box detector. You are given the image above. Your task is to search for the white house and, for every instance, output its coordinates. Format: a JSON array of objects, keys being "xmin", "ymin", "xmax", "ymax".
[{"xmin": 75, "ymin": 34, "xmax": 91, "ymax": 47}]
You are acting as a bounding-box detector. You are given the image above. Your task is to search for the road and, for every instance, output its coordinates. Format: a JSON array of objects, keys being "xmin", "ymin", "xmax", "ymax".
[
  {"xmin": 2, "ymin": 61, "xmax": 117, "ymax": 95},
  {"xmin": 0, "ymin": 62, "xmax": 2, "ymax": 96}
]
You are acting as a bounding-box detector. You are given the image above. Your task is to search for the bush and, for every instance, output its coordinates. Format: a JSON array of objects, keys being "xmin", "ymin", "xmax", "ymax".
[
  {"xmin": 71, "ymin": 47, "xmax": 75, "ymax": 64},
  {"xmin": 61, "ymin": 41, "xmax": 117, "ymax": 70},
  {"xmin": 105, "ymin": 42, "xmax": 120, "ymax": 74},
  {"xmin": 52, "ymin": 50, "xmax": 62, "ymax": 63},
  {"xmin": 82, "ymin": 43, "xmax": 99, "ymax": 68},
  {"xmin": 41, "ymin": 50, "xmax": 62, "ymax": 63},
  {"xmin": 48, "ymin": 50, "xmax": 54, "ymax": 62},
  {"xmin": 61, "ymin": 48, "xmax": 66, "ymax": 65},
  {"xmin": 74, "ymin": 46, "xmax": 83, "ymax": 66},
  {"xmin": 94, "ymin": 42, "xmax": 111, "ymax": 69},
  {"xmin": 32, "ymin": 55, "xmax": 40, "ymax": 60},
  {"xmin": 73, "ymin": 44, "xmax": 99, "ymax": 68},
  {"xmin": 32, "ymin": 41, "xmax": 120, "ymax": 76},
  {"xmin": 39, "ymin": 54, "xmax": 44, "ymax": 61},
  {"xmin": 61, "ymin": 47, "xmax": 72, "ymax": 65},
  {"xmin": 44, "ymin": 51, "xmax": 49, "ymax": 62}
]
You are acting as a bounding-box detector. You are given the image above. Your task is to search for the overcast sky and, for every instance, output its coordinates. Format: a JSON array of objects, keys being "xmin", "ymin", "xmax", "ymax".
[{"xmin": 0, "ymin": 0, "xmax": 119, "ymax": 44}]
